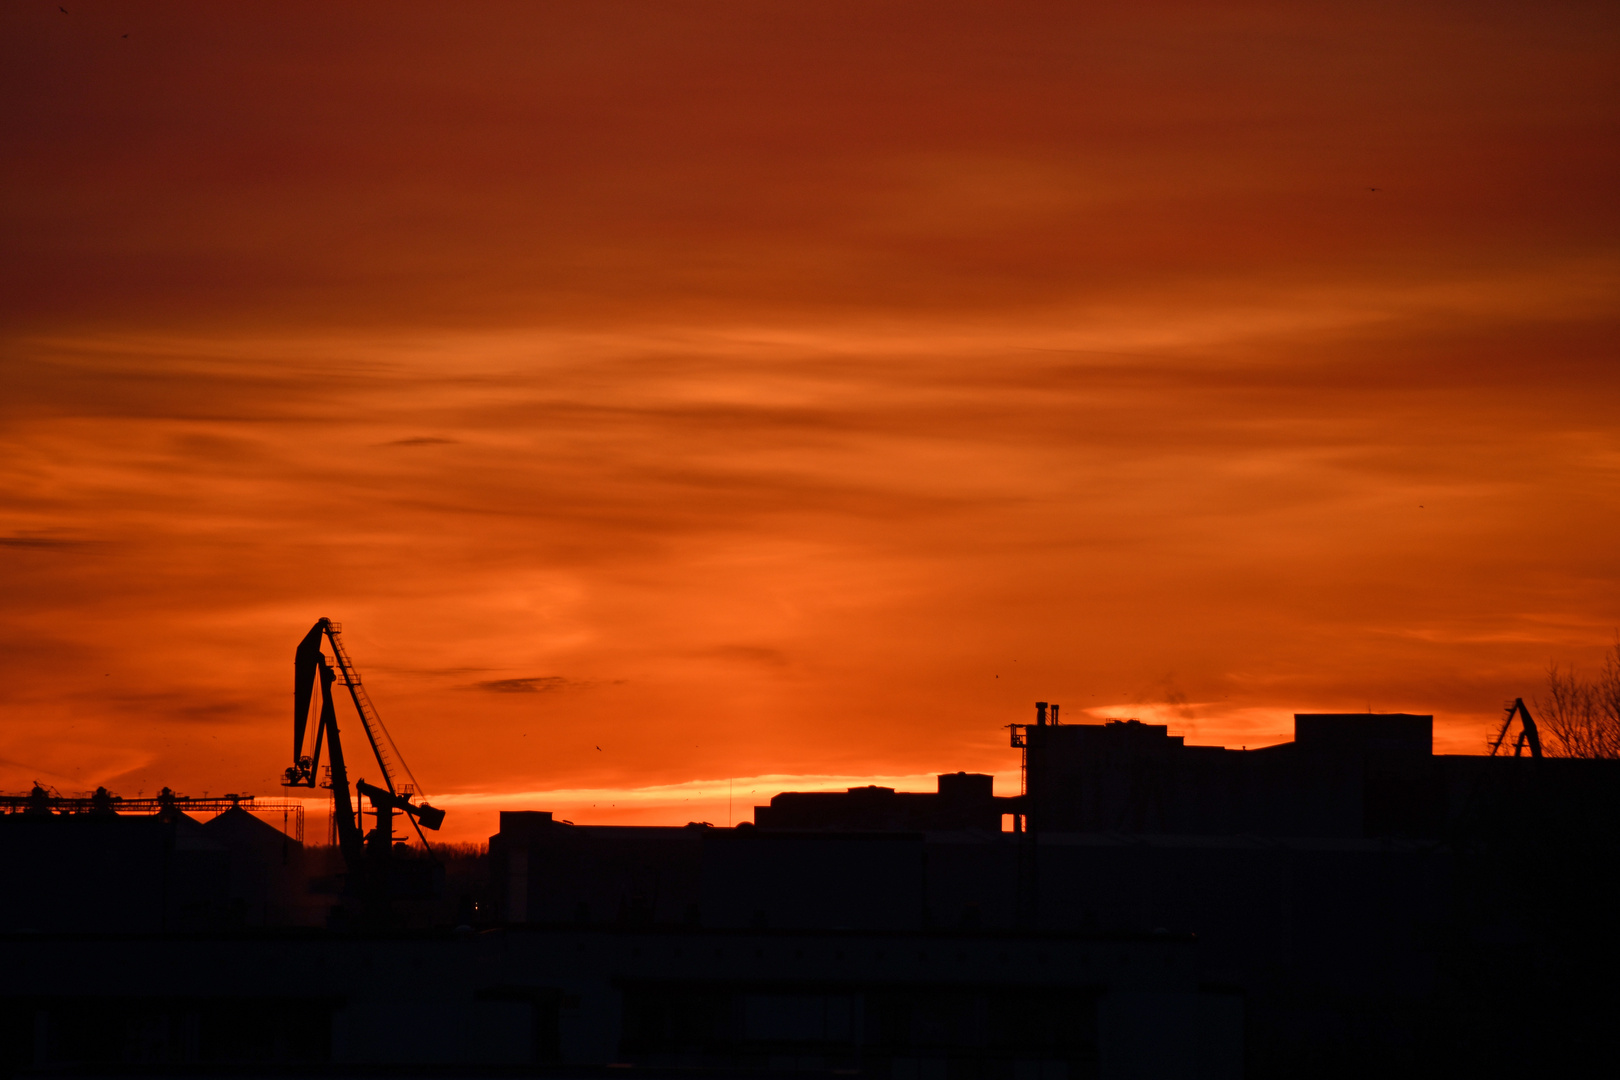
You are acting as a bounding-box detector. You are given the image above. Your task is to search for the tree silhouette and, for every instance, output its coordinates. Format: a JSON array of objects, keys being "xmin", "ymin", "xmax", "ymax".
[{"xmin": 1535, "ymin": 642, "xmax": 1620, "ymax": 758}]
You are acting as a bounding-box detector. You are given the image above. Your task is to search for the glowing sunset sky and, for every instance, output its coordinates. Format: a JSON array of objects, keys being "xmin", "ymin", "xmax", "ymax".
[{"xmin": 3, "ymin": 1, "xmax": 1617, "ymax": 841}]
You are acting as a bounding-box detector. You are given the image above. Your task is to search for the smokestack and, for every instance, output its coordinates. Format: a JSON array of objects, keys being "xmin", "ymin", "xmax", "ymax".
[{"xmin": 1035, "ymin": 701, "xmax": 1048, "ymax": 726}]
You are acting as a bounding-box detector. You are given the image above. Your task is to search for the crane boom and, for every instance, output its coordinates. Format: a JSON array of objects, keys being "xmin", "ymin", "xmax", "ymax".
[{"xmin": 322, "ymin": 622, "xmax": 421, "ymax": 797}]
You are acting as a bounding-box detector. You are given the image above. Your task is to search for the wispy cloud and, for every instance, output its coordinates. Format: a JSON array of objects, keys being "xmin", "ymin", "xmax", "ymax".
[
  {"xmin": 0, "ymin": 535, "xmax": 97, "ymax": 552},
  {"xmin": 468, "ymin": 676, "xmax": 577, "ymax": 694}
]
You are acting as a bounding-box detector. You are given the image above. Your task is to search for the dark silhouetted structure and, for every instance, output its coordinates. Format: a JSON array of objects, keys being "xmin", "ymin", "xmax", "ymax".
[
  {"xmin": 4, "ymin": 699, "xmax": 1619, "ymax": 1079},
  {"xmin": 283, "ymin": 618, "xmax": 447, "ymax": 921},
  {"xmin": 1013, "ymin": 710, "xmax": 1447, "ymax": 837},
  {"xmin": 755, "ymin": 772, "xmax": 1002, "ymax": 831},
  {"xmin": 0, "ymin": 923, "xmax": 1234, "ymax": 1078},
  {"xmin": 0, "ymin": 805, "xmax": 309, "ymax": 933}
]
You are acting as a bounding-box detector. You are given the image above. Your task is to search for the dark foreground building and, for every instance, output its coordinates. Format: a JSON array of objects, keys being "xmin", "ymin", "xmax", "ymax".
[
  {"xmin": 490, "ymin": 710, "xmax": 1620, "ymax": 1078},
  {"xmin": 0, "ymin": 806, "xmax": 313, "ymax": 933},
  {"xmin": 0, "ymin": 926, "xmax": 1234, "ymax": 1079},
  {"xmin": 3, "ymin": 708, "xmax": 1618, "ymax": 1078}
]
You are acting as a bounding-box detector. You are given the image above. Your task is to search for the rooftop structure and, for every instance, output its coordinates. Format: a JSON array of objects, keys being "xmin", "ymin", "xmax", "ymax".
[{"xmin": 754, "ymin": 771, "xmax": 1002, "ymax": 832}]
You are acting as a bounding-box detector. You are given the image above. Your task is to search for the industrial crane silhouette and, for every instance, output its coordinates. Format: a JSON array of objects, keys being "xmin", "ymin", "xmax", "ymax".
[
  {"xmin": 1489, "ymin": 697, "xmax": 1543, "ymax": 758},
  {"xmin": 283, "ymin": 619, "xmax": 445, "ymax": 888}
]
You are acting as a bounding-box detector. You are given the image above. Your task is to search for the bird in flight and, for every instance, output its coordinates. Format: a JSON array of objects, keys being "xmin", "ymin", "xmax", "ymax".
[{"xmin": 595, "ymin": 745, "xmax": 601, "ymax": 751}]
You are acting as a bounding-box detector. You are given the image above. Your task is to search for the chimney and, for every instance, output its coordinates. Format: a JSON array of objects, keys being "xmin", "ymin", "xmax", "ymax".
[{"xmin": 1035, "ymin": 702, "xmax": 1048, "ymax": 726}]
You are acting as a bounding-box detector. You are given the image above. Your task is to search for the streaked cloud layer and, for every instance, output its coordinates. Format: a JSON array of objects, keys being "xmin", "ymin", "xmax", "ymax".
[{"xmin": 2, "ymin": 2, "xmax": 1616, "ymax": 841}]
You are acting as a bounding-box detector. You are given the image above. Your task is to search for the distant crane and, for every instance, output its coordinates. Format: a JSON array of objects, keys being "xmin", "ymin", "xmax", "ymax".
[
  {"xmin": 283, "ymin": 619, "xmax": 445, "ymax": 881},
  {"xmin": 1489, "ymin": 697, "xmax": 1543, "ymax": 759}
]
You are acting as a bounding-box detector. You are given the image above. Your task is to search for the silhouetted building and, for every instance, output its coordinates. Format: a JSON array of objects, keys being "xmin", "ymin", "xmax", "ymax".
[
  {"xmin": 202, "ymin": 805, "xmax": 312, "ymax": 926},
  {"xmin": 0, "ymin": 804, "xmax": 322, "ymax": 934},
  {"xmin": 485, "ymin": 708, "xmax": 1620, "ymax": 1078},
  {"xmin": 1012, "ymin": 710, "xmax": 1617, "ymax": 840},
  {"xmin": 0, "ymin": 812, "xmax": 232, "ymax": 933},
  {"xmin": 755, "ymin": 772, "xmax": 1002, "ymax": 832},
  {"xmin": 0, "ymin": 922, "xmax": 1239, "ymax": 1079},
  {"xmin": 494, "ymin": 812, "xmax": 932, "ymax": 931}
]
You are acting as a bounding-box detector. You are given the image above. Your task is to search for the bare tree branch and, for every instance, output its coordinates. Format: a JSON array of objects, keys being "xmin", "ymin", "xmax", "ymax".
[{"xmin": 1534, "ymin": 643, "xmax": 1620, "ymax": 759}]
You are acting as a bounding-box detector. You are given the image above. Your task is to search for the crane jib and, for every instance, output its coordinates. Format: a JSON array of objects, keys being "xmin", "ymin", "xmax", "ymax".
[{"xmin": 319, "ymin": 619, "xmax": 425, "ymax": 799}]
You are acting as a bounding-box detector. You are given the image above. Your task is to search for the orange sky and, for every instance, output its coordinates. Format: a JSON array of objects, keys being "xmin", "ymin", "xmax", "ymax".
[{"xmin": 3, "ymin": 1, "xmax": 1618, "ymax": 842}]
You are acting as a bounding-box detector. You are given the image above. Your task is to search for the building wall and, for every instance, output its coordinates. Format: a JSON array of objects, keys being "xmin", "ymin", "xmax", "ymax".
[
  {"xmin": 0, "ymin": 927, "xmax": 1235, "ymax": 1080},
  {"xmin": 0, "ymin": 814, "xmax": 232, "ymax": 933}
]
